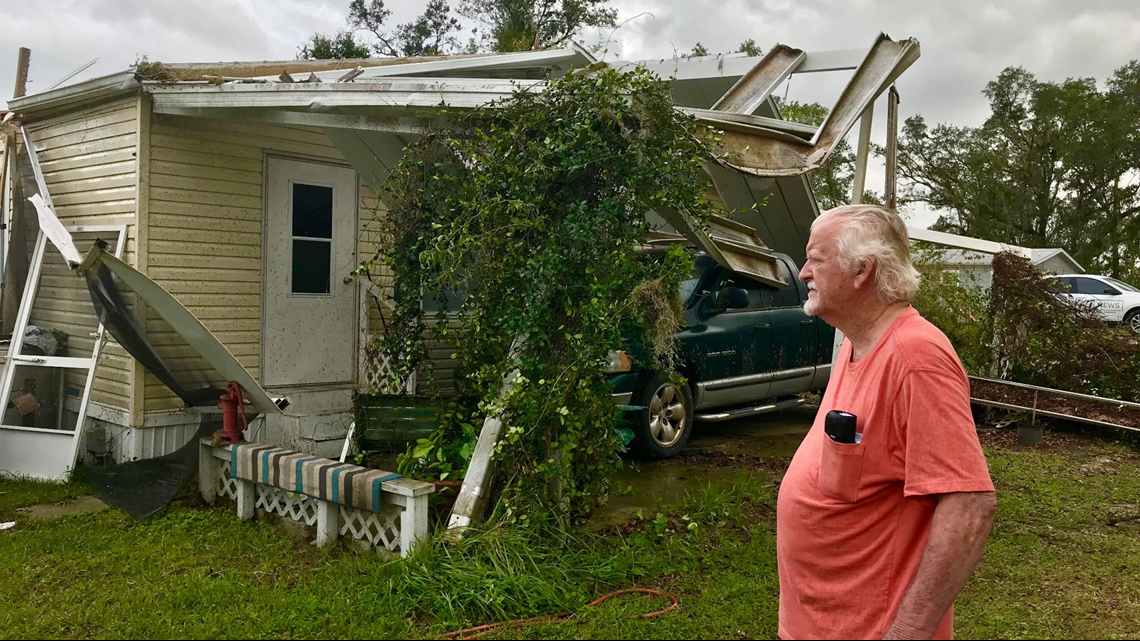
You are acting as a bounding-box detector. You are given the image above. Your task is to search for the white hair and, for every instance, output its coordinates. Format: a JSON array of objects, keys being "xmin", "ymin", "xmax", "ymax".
[{"xmin": 813, "ymin": 204, "xmax": 921, "ymax": 304}]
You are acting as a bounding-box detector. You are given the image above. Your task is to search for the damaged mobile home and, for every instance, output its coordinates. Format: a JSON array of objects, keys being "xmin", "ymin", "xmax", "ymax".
[{"xmin": 0, "ymin": 35, "xmax": 919, "ymax": 489}]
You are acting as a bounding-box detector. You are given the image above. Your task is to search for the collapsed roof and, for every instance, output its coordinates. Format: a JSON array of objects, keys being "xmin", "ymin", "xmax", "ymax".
[{"xmin": 7, "ymin": 34, "xmax": 920, "ymax": 280}]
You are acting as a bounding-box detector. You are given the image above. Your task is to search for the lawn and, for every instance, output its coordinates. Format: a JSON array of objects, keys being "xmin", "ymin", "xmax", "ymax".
[{"xmin": 2, "ymin": 426, "xmax": 1139, "ymax": 639}]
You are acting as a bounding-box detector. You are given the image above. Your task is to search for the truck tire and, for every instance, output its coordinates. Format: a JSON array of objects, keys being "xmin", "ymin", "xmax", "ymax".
[{"xmin": 629, "ymin": 373, "xmax": 693, "ymax": 459}]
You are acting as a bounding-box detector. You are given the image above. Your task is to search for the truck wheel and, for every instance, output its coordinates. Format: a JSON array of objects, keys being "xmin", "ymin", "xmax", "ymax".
[
  {"xmin": 630, "ymin": 373, "xmax": 693, "ymax": 459},
  {"xmin": 1126, "ymin": 309, "xmax": 1140, "ymax": 334}
]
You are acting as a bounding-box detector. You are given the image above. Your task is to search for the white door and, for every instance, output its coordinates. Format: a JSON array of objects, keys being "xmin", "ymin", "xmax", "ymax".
[{"xmin": 263, "ymin": 157, "xmax": 358, "ymax": 388}]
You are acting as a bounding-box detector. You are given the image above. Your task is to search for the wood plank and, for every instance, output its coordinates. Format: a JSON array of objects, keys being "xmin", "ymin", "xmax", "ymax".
[
  {"xmin": 31, "ymin": 120, "xmax": 137, "ymax": 151},
  {"xmin": 145, "ymin": 329, "xmax": 260, "ymax": 344},
  {"xmin": 149, "ymin": 147, "xmax": 262, "ymax": 173},
  {"xmin": 149, "ymin": 172, "xmax": 261, "ymax": 197},
  {"xmin": 149, "ymin": 214, "xmax": 261, "ymax": 235},
  {"xmin": 149, "ymin": 160, "xmax": 260, "ymax": 185},
  {"xmin": 148, "ymin": 187, "xmax": 260, "ymax": 210},
  {"xmin": 150, "ymin": 133, "xmax": 263, "ymax": 161},
  {"xmin": 29, "ymin": 106, "xmax": 138, "ymax": 142},
  {"xmin": 28, "ymin": 99, "xmax": 137, "ymax": 132},
  {"xmin": 149, "ymin": 125, "xmax": 341, "ymax": 160},
  {"xmin": 39, "ymin": 147, "xmax": 137, "ymax": 174},
  {"xmin": 150, "ymin": 292, "xmax": 260, "ymax": 307},
  {"xmin": 148, "ymin": 225, "xmax": 260, "ymax": 247},
  {"xmin": 155, "ymin": 115, "xmax": 337, "ymax": 148},
  {"xmin": 148, "ymin": 279, "xmax": 261, "ymax": 296},
  {"xmin": 144, "ymin": 305, "xmax": 260, "ymax": 320},
  {"xmin": 149, "ymin": 240, "xmax": 259, "ymax": 258},
  {"xmin": 148, "ymin": 200, "xmax": 261, "ymax": 223},
  {"xmin": 43, "ymin": 158, "xmax": 135, "ymax": 184},
  {"xmin": 53, "ymin": 202, "xmax": 137, "ymax": 218},
  {"xmin": 43, "ymin": 171, "xmax": 135, "ymax": 196},
  {"xmin": 145, "ymin": 252, "xmax": 260, "ymax": 270},
  {"xmin": 35, "ymin": 134, "xmax": 137, "ymax": 163},
  {"xmin": 50, "ymin": 187, "xmax": 135, "ymax": 207},
  {"xmin": 147, "ymin": 266, "xmax": 261, "ymax": 283}
]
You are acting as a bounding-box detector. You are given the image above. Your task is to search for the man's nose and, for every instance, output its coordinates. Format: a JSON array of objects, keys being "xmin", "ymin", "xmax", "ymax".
[{"xmin": 799, "ymin": 262, "xmax": 811, "ymax": 283}]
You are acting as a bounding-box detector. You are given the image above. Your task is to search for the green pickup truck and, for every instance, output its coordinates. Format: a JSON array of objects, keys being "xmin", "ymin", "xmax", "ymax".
[{"xmin": 608, "ymin": 252, "xmax": 835, "ymax": 458}]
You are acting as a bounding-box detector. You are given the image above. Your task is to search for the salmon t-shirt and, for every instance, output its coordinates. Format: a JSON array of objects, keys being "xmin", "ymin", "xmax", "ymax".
[{"xmin": 776, "ymin": 307, "xmax": 994, "ymax": 640}]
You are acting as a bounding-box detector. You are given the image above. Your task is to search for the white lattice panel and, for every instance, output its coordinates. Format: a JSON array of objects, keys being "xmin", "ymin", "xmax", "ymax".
[
  {"xmin": 361, "ymin": 342, "xmax": 416, "ymax": 396},
  {"xmin": 255, "ymin": 485, "xmax": 319, "ymax": 526},
  {"xmin": 216, "ymin": 460, "xmax": 238, "ymax": 501},
  {"xmin": 339, "ymin": 504, "xmax": 401, "ymax": 552}
]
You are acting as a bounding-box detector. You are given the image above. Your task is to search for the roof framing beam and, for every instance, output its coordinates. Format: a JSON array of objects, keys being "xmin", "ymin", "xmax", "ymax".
[
  {"xmin": 151, "ymin": 105, "xmax": 428, "ymax": 135},
  {"xmin": 145, "ymin": 78, "xmax": 533, "ymax": 110}
]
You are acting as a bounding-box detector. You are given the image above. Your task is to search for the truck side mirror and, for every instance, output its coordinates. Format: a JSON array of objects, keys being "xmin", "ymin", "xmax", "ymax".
[{"xmin": 715, "ymin": 287, "xmax": 750, "ymax": 311}]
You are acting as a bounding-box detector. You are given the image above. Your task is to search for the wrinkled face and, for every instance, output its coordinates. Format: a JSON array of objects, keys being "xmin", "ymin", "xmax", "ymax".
[{"xmin": 800, "ymin": 217, "xmax": 859, "ymax": 321}]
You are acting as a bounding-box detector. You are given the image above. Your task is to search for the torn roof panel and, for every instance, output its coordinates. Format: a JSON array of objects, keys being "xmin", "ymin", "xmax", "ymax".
[
  {"xmin": 245, "ymin": 46, "xmax": 596, "ymax": 83},
  {"xmin": 710, "ymin": 33, "xmax": 920, "ymax": 178}
]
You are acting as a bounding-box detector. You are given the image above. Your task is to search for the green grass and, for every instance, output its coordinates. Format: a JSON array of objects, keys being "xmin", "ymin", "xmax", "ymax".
[{"xmin": 2, "ymin": 430, "xmax": 1139, "ymax": 639}]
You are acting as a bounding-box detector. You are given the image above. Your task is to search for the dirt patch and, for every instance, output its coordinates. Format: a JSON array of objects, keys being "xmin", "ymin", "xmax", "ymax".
[
  {"xmin": 977, "ymin": 427, "xmax": 1140, "ymax": 459},
  {"xmin": 664, "ymin": 450, "xmax": 789, "ymax": 473},
  {"xmin": 18, "ymin": 496, "xmax": 108, "ymax": 520},
  {"xmin": 971, "ymin": 379, "xmax": 1140, "ymax": 429}
]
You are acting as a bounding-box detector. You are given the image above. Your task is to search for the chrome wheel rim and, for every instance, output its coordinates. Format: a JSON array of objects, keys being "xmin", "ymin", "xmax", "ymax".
[
  {"xmin": 1129, "ymin": 314, "xmax": 1140, "ymax": 334},
  {"xmin": 649, "ymin": 382, "xmax": 687, "ymax": 447}
]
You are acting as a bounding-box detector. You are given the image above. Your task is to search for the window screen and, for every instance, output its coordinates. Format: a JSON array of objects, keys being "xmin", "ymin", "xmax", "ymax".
[{"xmin": 291, "ymin": 183, "xmax": 333, "ymax": 295}]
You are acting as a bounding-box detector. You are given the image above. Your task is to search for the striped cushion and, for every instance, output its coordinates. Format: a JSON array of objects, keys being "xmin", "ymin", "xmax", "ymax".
[{"xmin": 230, "ymin": 444, "xmax": 402, "ymax": 513}]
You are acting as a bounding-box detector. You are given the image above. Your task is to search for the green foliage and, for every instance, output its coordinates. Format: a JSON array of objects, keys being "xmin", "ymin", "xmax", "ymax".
[
  {"xmin": 988, "ymin": 253, "xmax": 1140, "ymax": 402},
  {"xmin": 348, "ymin": 0, "xmax": 463, "ymax": 57},
  {"xmin": 910, "ymin": 246, "xmax": 992, "ymax": 374},
  {"xmin": 898, "ymin": 63, "xmax": 1140, "ymax": 281},
  {"xmin": 8, "ymin": 433, "xmax": 1140, "ymax": 638},
  {"xmin": 378, "ymin": 67, "xmax": 720, "ymax": 519},
  {"xmin": 912, "ymin": 249, "xmax": 1140, "ymax": 402},
  {"xmin": 778, "ymin": 99, "xmax": 880, "ymax": 209},
  {"xmin": 686, "ymin": 42, "xmax": 710, "ymax": 58},
  {"xmin": 737, "ymin": 39, "xmax": 763, "ymax": 57},
  {"xmin": 297, "ymin": 30, "xmax": 373, "ymax": 60},
  {"xmin": 460, "ymin": 0, "xmax": 617, "ymax": 52}
]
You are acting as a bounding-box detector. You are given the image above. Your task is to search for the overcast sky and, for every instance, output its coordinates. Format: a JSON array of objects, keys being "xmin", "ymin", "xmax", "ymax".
[{"xmin": 3, "ymin": 0, "xmax": 1139, "ymax": 226}]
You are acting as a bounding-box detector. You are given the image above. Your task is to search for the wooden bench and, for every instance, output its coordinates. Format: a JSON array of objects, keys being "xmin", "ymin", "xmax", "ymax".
[{"xmin": 200, "ymin": 441, "xmax": 434, "ymax": 555}]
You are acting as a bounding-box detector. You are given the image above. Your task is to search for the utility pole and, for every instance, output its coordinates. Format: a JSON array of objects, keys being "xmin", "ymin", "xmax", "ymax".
[{"xmin": 885, "ymin": 86, "xmax": 900, "ymax": 210}]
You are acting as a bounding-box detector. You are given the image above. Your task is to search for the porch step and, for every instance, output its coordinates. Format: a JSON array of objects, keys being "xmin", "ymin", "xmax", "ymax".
[{"xmin": 695, "ymin": 397, "xmax": 805, "ymax": 423}]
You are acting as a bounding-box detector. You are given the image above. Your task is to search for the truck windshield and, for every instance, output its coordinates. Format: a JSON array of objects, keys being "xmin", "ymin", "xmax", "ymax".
[{"xmin": 679, "ymin": 255, "xmax": 719, "ymax": 303}]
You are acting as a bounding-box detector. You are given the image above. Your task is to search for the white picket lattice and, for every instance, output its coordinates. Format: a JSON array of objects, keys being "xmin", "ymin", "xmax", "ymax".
[
  {"xmin": 217, "ymin": 460, "xmax": 238, "ymax": 501},
  {"xmin": 255, "ymin": 485, "xmax": 320, "ymax": 526},
  {"xmin": 202, "ymin": 442, "xmax": 430, "ymax": 556},
  {"xmin": 361, "ymin": 341, "xmax": 416, "ymax": 396},
  {"xmin": 339, "ymin": 504, "xmax": 402, "ymax": 552}
]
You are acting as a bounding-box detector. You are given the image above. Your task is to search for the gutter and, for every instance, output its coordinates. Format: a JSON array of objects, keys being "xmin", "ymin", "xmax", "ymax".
[{"xmin": 7, "ymin": 71, "xmax": 140, "ymax": 117}]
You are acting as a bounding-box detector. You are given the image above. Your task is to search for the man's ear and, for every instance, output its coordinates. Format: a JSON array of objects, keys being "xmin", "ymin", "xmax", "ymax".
[{"xmin": 853, "ymin": 258, "xmax": 876, "ymax": 291}]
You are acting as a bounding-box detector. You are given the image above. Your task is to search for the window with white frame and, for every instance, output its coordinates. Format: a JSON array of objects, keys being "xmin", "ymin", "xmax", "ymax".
[{"xmin": 291, "ymin": 182, "xmax": 334, "ymax": 295}]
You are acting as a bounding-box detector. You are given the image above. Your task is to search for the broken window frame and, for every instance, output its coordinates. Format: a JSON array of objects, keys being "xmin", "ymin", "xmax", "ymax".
[{"xmin": 0, "ymin": 224, "xmax": 126, "ymax": 479}]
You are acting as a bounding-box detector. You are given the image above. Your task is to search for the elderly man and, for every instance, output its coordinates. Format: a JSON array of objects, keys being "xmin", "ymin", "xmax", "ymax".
[{"xmin": 777, "ymin": 204, "xmax": 997, "ymax": 640}]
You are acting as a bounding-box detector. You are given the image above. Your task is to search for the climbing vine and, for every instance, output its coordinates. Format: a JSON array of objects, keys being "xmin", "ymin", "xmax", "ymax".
[{"xmin": 368, "ymin": 67, "xmax": 722, "ymax": 520}]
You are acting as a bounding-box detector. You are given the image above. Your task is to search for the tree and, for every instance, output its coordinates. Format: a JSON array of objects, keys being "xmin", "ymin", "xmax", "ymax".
[
  {"xmin": 779, "ymin": 100, "xmax": 864, "ymax": 210},
  {"xmin": 297, "ymin": 30, "xmax": 373, "ymax": 60},
  {"xmin": 737, "ymin": 38, "xmax": 762, "ymax": 57},
  {"xmin": 686, "ymin": 42, "xmax": 710, "ymax": 58},
  {"xmin": 300, "ymin": 0, "xmax": 464, "ymax": 59},
  {"xmin": 896, "ymin": 64, "xmax": 1140, "ymax": 280},
  {"xmin": 377, "ymin": 68, "xmax": 719, "ymax": 517},
  {"xmin": 349, "ymin": 0, "xmax": 462, "ymax": 57},
  {"xmin": 460, "ymin": 0, "xmax": 617, "ymax": 52}
]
